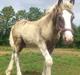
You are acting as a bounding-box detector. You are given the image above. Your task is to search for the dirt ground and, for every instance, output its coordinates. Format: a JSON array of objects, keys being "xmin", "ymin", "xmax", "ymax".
[
  {"xmin": 0, "ymin": 48, "xmax": 80, "ymax": 57},
  {"xmin": 0, "ymin": 51, "xmax": 10, "ymax": 56}
]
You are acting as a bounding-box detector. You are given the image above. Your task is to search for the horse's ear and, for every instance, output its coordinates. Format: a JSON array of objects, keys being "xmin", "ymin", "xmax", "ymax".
[
  {"xmin": 70, "ymin": 0, "xmax": 75, "ymax": 5},
  {"xmin": 58, "ymin": 0, "xmax": 63, "ymax": 6}
]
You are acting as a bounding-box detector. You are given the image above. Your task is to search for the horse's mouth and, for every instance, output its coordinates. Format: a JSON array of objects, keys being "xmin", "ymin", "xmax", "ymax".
[{"xmin": 63, "ymin": 38, "xmax": 73, "ymax": 45}]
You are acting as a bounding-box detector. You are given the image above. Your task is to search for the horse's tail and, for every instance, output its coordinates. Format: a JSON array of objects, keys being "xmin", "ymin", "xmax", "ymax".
[{"xmin": 9, "ymin": 26, "xmax": 15, "ymax": 49}]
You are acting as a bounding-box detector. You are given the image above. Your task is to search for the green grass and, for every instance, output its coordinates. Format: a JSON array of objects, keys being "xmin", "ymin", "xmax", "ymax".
[
  {"xmin": 0, "ymin": 51, "xmax": 80, "ymax": 75},
  {"xmin": 53, "ymin": 55, "xmax": 80, "ymax": 75}
]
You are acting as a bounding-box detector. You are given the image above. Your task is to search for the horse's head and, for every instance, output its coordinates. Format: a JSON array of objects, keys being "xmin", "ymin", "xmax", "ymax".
[{"xmin": 55, "ymin": 0, "xmax": 75, "ymax": 44}]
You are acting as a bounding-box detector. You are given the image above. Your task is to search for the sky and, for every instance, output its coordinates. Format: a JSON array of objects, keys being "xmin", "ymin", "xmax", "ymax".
[{"xmin": 0, "ymin": 0, "xmax": 80, "ymax": 26}]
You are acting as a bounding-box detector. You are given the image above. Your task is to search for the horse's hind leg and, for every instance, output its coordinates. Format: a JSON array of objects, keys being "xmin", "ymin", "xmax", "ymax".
[
  {"xmin": 6, "ymin": 48, "xmax": 22, "ymax": 75},
  {"xmin": 14, "ymin": 50, "xmax": 22, "ymax": 75},
  {"xmin": 6, "ymin": 31, "xmax": 15, "ymax": 75},
  {"xmin": 6, "ymin": 33, "xmax": 24, "ymax": 75},
  {"xmin": 6, "ymin": 45, "xmax": 22, "ymax": 75},
  {"xmin": 6, "ymin": 51, "xmax": 15, "ymax": 75}
]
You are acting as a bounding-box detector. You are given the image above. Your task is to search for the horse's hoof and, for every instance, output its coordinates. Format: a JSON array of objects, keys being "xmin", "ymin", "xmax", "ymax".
[{"xmin": 5, "ymin": 70, "xmax": 11, "ymax": 75}]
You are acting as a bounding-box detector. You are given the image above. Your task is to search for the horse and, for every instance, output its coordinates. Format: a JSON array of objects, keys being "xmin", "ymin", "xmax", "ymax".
[{"xmin": 6, "ymin": 0, "xmax": 75, "ymax": 75}]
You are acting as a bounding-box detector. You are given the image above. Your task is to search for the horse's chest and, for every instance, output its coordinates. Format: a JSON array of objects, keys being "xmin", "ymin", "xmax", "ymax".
[{"xmin": 42, "ymin": 29, "xmax": 53, "ymax": 40}]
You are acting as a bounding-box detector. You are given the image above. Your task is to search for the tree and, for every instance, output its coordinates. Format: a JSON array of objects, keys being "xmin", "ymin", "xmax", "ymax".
[
  {"xmin": 0, "ymin": 6, "xmax": 15, "ymax": 45},
  {"xmin": 1, "ymin": 6, "xmax": 15, "ymax": 32},
  {"xmin": 28, "ymin": 7, "xmax": 43, "ymax": 21},
  {"xmin": 74, "ymin": 25, "xmax": 80, "ymax": 48},
  {"xmin": 16, "ymin": 10, "xmax": 27, "ymax": 20}
]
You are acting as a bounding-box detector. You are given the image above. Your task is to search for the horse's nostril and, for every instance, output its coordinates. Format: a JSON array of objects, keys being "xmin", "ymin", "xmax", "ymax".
[{"xmin": 63, "ymin": 37, "xmax": 73, "ymax": 45}]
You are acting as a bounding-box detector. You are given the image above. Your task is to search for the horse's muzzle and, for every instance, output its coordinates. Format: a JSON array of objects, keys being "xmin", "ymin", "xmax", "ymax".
[
  {"xmin": 63, "ymin": 37, "xmax": 73, "ymax": 45},
  {"xmin": 63, "ymin": 31, "xmax": 73, "ymax": 44}
]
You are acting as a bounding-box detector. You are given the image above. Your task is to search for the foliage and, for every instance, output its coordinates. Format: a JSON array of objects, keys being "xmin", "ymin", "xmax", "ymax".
[
  {"xmin": 74, "ymin": 26, "xmax": 80, "ymax": 48},
  {"xmin": 28, "ymin": 7, "xmax": 43, "ymax": 21},
  {"xmin": 0, "ymin": 6, "xmax": 15, "ymax": 45},
  {"xmin": 16, "ymin": 10, "xmax": 28, "ymax": 20}
]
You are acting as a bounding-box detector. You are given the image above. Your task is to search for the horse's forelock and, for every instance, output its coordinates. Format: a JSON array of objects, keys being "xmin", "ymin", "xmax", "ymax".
[{"xmin": 63, "ymin": 1, "xmax": 74, "ymax": 10}]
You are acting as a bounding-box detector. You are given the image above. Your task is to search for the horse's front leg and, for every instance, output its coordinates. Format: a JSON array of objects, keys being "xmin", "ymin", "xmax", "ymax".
[{"xmin": 37, "ymin": 40, "xmax": 53, "ymax": 75}]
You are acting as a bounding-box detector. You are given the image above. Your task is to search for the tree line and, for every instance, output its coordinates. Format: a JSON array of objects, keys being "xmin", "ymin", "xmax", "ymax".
[{"xmin": 0, "ymin": 6, "xmax": 80, "ymax": 48}]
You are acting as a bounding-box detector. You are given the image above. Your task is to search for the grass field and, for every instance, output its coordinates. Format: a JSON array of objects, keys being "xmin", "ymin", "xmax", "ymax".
[{"xmin": 0, "ymin": 46, "xmax": 80, "ymax": 75}]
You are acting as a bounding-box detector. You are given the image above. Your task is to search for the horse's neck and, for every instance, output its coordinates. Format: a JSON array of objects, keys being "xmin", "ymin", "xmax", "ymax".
[
  {"xmin": 38, "ymin": 12, "xmax": 58, "ymax": 40},
  {"xmin": 39, "ymin": 12, "xmax": 53, "ymax": 25}
]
